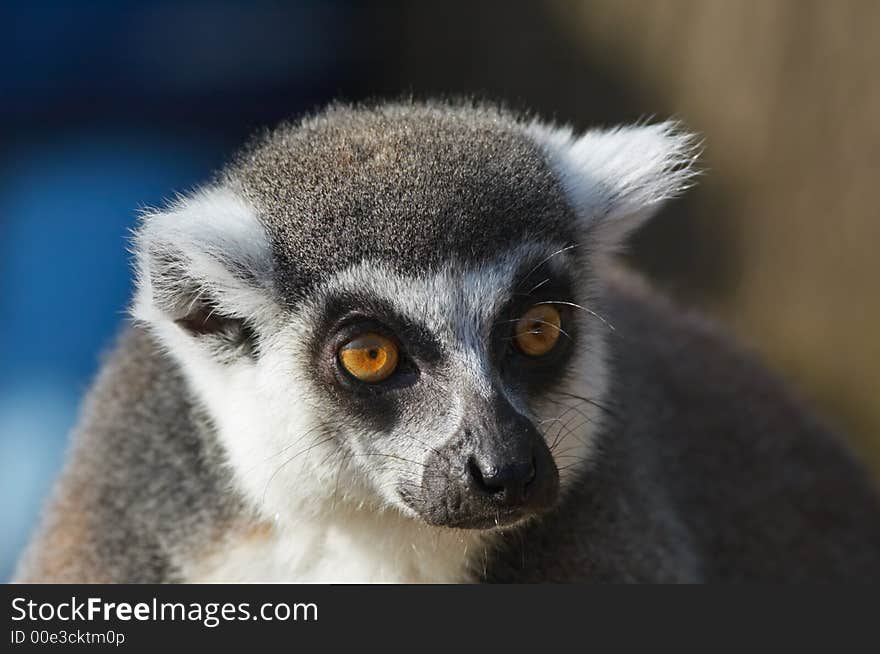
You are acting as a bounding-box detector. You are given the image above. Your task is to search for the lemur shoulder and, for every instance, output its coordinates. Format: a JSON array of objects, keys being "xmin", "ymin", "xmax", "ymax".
[{"xmin": 16, "ymin": 101, "xmax": 880, "ymax": 583}]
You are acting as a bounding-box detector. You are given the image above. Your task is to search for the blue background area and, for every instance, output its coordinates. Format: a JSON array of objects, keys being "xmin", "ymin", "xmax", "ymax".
[{"xmin": 0, "ymin": 0, "xmax": 367, "ymax": 580}]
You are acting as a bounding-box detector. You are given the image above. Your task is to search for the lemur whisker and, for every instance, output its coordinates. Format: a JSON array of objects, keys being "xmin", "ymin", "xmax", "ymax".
[
  {"xmin": 544, "ymin": 392, "xmax": 619, "ymax": 421},
  {"xmin": 546, "ymin": 426, "xmax": 566, "ymax": 453},
  {"xmin": 554, "ymin": 454, "xmax": 592, "ymax": 464},
  {"xmin": 553, "ymin": 416, "xmax": 588, "ymax": 452},
  {"xmin": 534, "ymin": 300, "xmax": 617, "ymax": 332},
  {"xmin": 545, "ymin": 401, "xmax": 596, "ymax": 433},
  {"xmin": 545, "ymin": 406, "xmax": 592, "ymax": 453},
  {"xmin": 549, "ymin": 391, "xmax": 621, "ymax": 420},
  {"xmin": 516, "ymin": 243, "xmax": 580, "ymax": 289},
  {"xmin": 261, "ymin": 436, "xmax": 336, "ymax": 505},
  {"xmin": 316, "ymin": 440, "xmax": 346, "ymax": 470},
  {"xmin": 542, "ymin": 398, "xmax": 597, "ymax": 429},
  {"xmin": 548, "ymin": 424, "xmax": 569, "ymax": 452},
  {"xmin": 540, "ymin": 408, "xmax": 583, "ymax": 451},
  {"xmin": 526, "ymin": 277, "xmax": 551, "ymax": 295},
  {"xmin": 496, "ymin": 318, "xmax": 573, "ymax": 341},
  {"xmin": 557, "ymin": 459, "xmax": 588, "ymax": 472},
  {"xmin": 352, "ymin": 452, "xmax": 429, "ymax": 469},
  {"xmin": 330, "ymin": 446, "xmax": 352, "ymax": 513},
  {"xmin": 243, "ymin": 424, "xmax": 326, "ymax": 475},
  {"xmin": 399, "ymin": 432, "xmax": 450, "ymax": 465}
]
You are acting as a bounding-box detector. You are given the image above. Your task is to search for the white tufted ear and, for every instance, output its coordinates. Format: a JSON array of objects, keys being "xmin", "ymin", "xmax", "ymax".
[
  {"xmin": 131, "ymin": 185, "xmax": 278, "ymax": 350},
  {"xmin": 528, "ymin": 121, "xmax": 700, "ymax": 249}
]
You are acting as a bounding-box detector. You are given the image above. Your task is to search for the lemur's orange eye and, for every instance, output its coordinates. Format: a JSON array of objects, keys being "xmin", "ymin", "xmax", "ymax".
[
  {"xmin": 338, "ymin": 333, "xmax": 399, "ymax": 382},
  {"xmin": 514, "ymin": 304, "xmax": 562, "ymax": 356}
]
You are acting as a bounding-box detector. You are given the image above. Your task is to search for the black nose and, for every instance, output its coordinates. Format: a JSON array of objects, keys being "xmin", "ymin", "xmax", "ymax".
[
  {"xmin": 408, "ymin": 400, "xmax": 560, "ymax": 529},
  {"xmin": 467, "ymin": 454, "xmax": 537, "ymax": 506}
]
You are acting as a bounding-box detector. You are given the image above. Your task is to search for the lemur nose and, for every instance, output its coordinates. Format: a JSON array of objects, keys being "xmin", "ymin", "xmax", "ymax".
[{"xmin": 467, "ymin": 454, "xmax": 537, "ymax": 506}]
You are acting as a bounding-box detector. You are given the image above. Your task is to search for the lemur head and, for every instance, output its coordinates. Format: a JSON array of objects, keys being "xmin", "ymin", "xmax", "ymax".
[{"xmin": 133, "ymin": 102, "xmax": 697, "ymax": 530}]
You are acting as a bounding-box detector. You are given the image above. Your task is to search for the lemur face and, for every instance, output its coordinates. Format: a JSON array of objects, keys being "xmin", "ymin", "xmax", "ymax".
[
  {"xmin": 133, "ymin": 102, "xmax": 696, "ymax": 530},
  {"xmin": 293, "ymin": 246, "xmax": 590, "ymax": 528}
]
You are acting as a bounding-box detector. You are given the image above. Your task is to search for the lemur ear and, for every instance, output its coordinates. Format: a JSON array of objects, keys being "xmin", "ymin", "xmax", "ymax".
[
  {"xmin": 528, "ymin": 121, "xmax": 700, "ymax": 249},
  {"xmin": 132, "ymin": 186, "xmax": 277, "ymax": 353}
]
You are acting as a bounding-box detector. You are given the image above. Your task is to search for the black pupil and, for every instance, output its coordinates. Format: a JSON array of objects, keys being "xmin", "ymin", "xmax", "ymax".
[{"xmin": 368, "ymin": 349, "xmax": 379, "ymax": 359}]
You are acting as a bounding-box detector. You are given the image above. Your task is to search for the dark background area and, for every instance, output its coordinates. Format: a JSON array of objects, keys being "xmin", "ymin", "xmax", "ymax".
[{"xmin": 2, "ymin": 0, "xmax": 878, "ymax": 580}]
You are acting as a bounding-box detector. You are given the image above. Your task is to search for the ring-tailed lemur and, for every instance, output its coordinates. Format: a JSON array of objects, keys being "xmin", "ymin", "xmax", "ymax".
[{"xmin": 15, "ymin": 101, "xmax": 880, "ymax": 583}]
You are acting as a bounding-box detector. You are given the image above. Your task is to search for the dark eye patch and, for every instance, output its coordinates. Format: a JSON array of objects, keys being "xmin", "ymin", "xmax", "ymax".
[
  {"xmin": 490, "ymin": 259, "xmax": 581, "ymax": 396},
  {"xmin": 307, "ymin": 291, "xmax": 447, "ymax": 433}
]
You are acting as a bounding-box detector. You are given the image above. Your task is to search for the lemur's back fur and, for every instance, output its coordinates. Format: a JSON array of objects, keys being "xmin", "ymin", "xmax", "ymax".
[
  {"xmin": 14, "ymin": 326, "xmax": 242, "ymax": 582},
  {"xmin": 15, "ymin": 101, "xmax": 880, "ymax": 582}
]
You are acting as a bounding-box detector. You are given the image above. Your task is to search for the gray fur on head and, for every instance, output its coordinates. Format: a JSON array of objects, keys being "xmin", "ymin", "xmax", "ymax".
[{"xmin": 136, "ymin": 102, "xmax": 699, "ymax": 312}]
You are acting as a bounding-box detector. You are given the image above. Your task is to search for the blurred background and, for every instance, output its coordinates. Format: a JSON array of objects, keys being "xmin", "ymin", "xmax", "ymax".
[{"xmin": 2, "ymin": 0, "xmax": 878, "ymax": 580}]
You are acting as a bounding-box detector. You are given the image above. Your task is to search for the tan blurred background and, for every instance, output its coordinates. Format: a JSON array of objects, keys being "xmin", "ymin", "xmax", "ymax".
[{"xmin": 369, "ymin": 0, "xmax": 880, "ymax": 472}]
